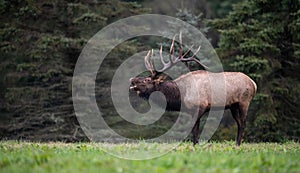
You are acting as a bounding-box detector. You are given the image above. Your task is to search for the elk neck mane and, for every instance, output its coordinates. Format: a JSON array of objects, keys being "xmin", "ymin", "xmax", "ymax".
[{"xmin": 151, "ymin": 80, "xmax": 182, "ymax": 111}]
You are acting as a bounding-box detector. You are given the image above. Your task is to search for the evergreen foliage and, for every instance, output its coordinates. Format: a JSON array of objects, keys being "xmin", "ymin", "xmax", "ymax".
[
  {"xmin": 208, "ymin": 0, "xmax": 243, "ymax": 18},
  {"xmin": 0, "ymin": 0, "xmax": 149, "ymax": 141},
  {"xmin": 0, "ymin": 0, "xmax": 299, "ymax": 143},
  {"xmin": 209, "ymin": 0, "xmax": 300, "ymax": 142}
]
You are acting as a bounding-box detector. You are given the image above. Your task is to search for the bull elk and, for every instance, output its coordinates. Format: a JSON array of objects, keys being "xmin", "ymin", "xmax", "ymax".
[{"xmin": 129, "ymin": 33, "xmax": 257, "ymax": 146}]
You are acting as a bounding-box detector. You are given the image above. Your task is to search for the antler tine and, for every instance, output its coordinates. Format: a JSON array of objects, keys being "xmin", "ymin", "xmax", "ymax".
[
  {"xmin": 144, "ymin": 50, "xmax": 155, "ymax": 77},
  {"xmin": 186, "ymin": 57, "xmax": 209, "ymax": 69},
  {"xmin": 169, "ymin": 34, "xmax": 176, "ymax": 54},
  {"xmin": 144, "ymin": 50, "xmax": 151, "ymax": 69},
  {"xmin": 144, "ymin": 50, "xmax": 150, "ymax": 66},
  {"xmin": 179, "ymin": 31, "xmax": 183, "ymax": 59},
  {"xmin": 159, "ymin": 45, "xmax": 168, "ymax": 66},
  {"xmin": 169, "ymin": 34, "xmax": 176, "ymax": 63},
  {"xmin": 191, "ymin": 45, "xmax": 201, "ymax": 58},
  {"xmin": 150, "ymin": 49, "xmax": 156, "ymax": 70}
]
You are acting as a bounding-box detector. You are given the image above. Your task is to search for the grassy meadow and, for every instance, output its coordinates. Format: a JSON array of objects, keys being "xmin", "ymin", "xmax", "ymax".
[{"xmin": 0, "ymin": 141, "xmax": 299, "ymax": 173}]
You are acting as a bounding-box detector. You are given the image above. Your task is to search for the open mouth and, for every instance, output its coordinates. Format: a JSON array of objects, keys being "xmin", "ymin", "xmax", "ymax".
[
  {"xmin": 129, "ymin": 85, "xmax": 137, "ymax": 90},
  {"xmin": 129, "ymin": 85, "xmax": 141, "ymax": 94}
]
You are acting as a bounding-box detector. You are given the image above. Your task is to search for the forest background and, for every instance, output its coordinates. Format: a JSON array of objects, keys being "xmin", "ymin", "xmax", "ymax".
[{"xmin": 0, "ymin": 0, "xmax": 299, "ymax": 143}]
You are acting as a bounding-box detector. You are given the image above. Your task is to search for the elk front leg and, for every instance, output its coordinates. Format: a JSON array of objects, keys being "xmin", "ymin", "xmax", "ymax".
[{"xmin": 192, "ymin": 108, "xmax": 205, "ymax": 145}]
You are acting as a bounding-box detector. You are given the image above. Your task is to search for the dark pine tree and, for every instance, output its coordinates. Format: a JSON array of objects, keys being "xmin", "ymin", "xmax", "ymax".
[{"xmin": 209, "ymin": 0, "xmax": 300, "ymax": 142}]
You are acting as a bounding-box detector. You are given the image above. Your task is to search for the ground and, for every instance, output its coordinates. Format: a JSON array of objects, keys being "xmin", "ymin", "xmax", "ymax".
[{"xmin": 0, "ymin": 141, "xmax": 299, "ymax": 173}]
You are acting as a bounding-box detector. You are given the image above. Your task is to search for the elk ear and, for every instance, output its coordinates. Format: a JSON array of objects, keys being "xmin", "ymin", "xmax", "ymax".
[{"xmin": 155, "ymin": 75, "xmax": 167, "ymax": 84}]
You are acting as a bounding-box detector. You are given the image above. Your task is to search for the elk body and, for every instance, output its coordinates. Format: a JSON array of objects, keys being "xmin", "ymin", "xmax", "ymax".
[{"xmin": 130, "ymin": 34, "xmax": 257, "ymax": 146}]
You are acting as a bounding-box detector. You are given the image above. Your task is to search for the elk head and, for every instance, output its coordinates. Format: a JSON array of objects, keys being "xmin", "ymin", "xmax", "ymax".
[{"xmin": 129, "ymin": 75, "xmax": 167, "ymax": 99}]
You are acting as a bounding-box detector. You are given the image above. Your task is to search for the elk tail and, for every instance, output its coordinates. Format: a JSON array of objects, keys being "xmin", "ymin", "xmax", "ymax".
[{"xmin": 250, "ymin": 78, "xmax": 257, "ymax": 95}]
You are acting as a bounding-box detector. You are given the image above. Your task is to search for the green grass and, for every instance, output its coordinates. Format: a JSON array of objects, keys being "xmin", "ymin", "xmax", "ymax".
[{"xmin": 0, "ymin": 141, "xmax": 299, "ymax": 173}]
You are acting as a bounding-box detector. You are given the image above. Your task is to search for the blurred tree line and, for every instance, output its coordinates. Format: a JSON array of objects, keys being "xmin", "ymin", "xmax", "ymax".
[
  {"xmin": 0, "ymin": 0, "xmax": 299, "ymax": 142},
  {"xmin": 209, "ymin": 0, "xmax": 300, "ymax": 142},
  {"xmin": 0, "ymin": 0, "xmax": 149, "ymax": 141}
]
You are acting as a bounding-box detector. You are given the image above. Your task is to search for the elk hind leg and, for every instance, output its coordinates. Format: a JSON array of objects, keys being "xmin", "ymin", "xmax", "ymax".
[
  {"xmin": 236, "ymin": 102, "xmax": 249, "ymax": 146},
  {"xmin": 230, "ymin": 103, "xmax": 243, "ymax": 146}
]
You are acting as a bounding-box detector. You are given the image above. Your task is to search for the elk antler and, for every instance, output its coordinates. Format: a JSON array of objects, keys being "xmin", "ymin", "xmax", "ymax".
[{"xmin": 144, "ymin": 32, "xmax": 209, "ymax": 77}]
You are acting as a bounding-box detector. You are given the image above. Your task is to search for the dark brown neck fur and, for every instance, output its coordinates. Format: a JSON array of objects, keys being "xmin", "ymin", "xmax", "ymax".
[{"xmin": 144, "ymin": 81, "xmax": 181, "ymax": 111}]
